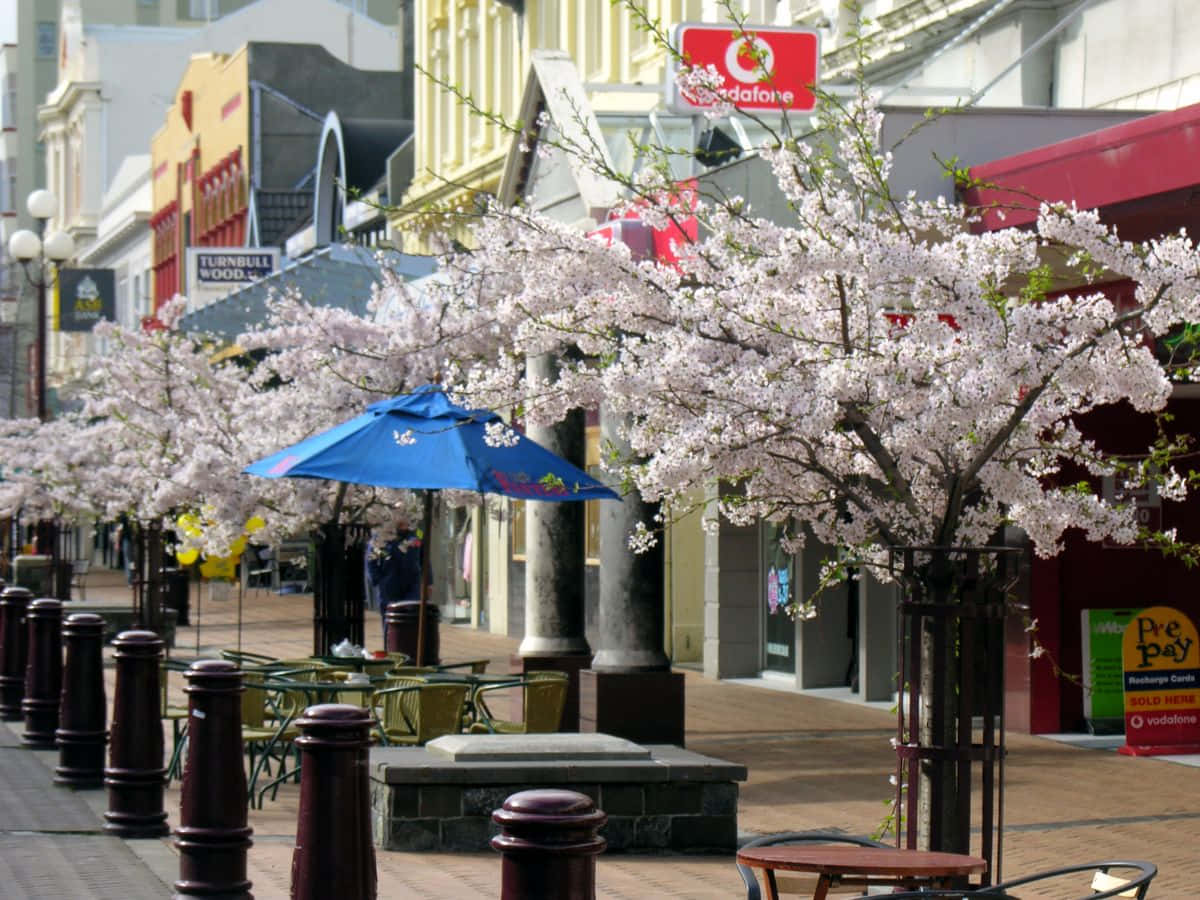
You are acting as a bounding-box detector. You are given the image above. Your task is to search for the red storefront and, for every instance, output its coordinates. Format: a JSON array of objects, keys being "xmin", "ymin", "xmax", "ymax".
[{"xmin": 964, "ymin": 103, "xmax": 1200, "ymax": 733}]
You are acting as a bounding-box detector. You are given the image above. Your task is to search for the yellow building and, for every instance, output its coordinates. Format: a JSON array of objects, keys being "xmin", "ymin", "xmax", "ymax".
[
  {"xmin": 394, "ymin": 0, "xmax": 721, "ymax": 249},
  {"xmin": 400, "ymin": 1, "xmax": 764, "ymax": 660},
  {"xmin": 150, "ymin": 42, "xmax": 409, "ymax": 308},
  {"xmin": 150, "ymin": 50, "xmax": 250, "ymax": 306}
]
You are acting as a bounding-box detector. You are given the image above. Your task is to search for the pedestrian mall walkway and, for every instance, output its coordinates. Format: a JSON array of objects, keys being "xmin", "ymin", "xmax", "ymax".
[{"xmin": 0, "ymin": 566, "xmax": 1196, "ymax": 898}]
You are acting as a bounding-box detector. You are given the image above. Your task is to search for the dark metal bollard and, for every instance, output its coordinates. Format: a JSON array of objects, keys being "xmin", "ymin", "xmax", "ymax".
[
  {"xmin": 384, "ymin": 600, "xmax": 439, "ymax": 664},
  {"xmin": 22, "ymin": 598, "xmax": 63, "ymax": 748},
  {"xmin": 0, "ymin": 585, "xmax": 32, "ymax": 720},
  {"xmin": 175, "ymin": 660, "xmax": 253, "ymax": 899},
  {"xmin": 55, "ymin": 613, "xmax": 108, "ymax": 787},
  {"xmin": 290, "ymin": 704, "xmax": 376, "ymax": 900},
  {"xmin": 104, "ymin": 630, "xmax": 169, "ymax": 837},
  {"xmin": 491, "ymin": 789, "xmax": 608, "ymax": 900}
]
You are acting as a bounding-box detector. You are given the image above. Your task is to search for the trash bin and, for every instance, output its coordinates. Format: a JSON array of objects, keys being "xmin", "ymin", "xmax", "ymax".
[
  {"xmin": 13, "ymin": 555, "xmax": 53, "ymax": 597},
  {"xmin": 162, "ymin": 568, "xmax": 190, "ymax": 626},
  {"xmin": 384, "ymin": 600, "xmax": 440, "ymax": 664}
]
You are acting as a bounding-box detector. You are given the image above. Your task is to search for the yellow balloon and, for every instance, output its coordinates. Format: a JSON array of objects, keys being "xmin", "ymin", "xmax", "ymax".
[
  {"xmin": 245, "ymin": 515, "xmax": 266, "ymax": 533},
  {"xmin": 200, "ymin": 555, "xmax": 237, "ymax": 580},
  {"xmin": 230, "ymin": 535, "xmax": 247, "ymax": 557},
  {"xmin": 176, "ymin": 548, "xmax": 199, "ymax": 566}
]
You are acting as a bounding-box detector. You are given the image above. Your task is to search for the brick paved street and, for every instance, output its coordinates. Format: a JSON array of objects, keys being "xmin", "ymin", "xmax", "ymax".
[{"xmin": 1, "ymin": 565, "xmax": 1196, "ymax": 897}]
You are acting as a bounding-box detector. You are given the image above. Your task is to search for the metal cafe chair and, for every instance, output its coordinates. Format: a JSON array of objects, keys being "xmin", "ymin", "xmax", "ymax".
[{"xmin": 855, "ymin": 859, "xmax": 1157, "ymax": 900}]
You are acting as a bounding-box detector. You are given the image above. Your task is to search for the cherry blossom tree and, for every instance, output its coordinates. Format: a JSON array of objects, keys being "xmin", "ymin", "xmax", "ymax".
[{"xmin": 425, "ymin": 11, "xmax": 1200, "ymax": 854}]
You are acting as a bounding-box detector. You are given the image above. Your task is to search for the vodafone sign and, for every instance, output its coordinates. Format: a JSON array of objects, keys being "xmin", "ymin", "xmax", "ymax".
[{"xmin": 668, "ymin": 23, "xmax": 820, "ymax": 114}]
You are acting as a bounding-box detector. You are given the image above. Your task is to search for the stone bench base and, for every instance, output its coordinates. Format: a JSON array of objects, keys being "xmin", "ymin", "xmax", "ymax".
[{"xmin": 371, "ymin": 734, "xmax": 746, "ymax": 853}]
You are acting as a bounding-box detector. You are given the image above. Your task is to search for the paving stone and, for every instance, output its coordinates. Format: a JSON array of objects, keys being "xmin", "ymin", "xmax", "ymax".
[{"xmin": 0, "ymin": 833, "xmax": 171, "ymax": 899}]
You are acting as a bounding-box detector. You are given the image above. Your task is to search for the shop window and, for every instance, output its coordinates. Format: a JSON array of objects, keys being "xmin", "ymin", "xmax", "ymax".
[{"xmin": 510, "ymin": 500, "xmax": 525, "ymax": 560}]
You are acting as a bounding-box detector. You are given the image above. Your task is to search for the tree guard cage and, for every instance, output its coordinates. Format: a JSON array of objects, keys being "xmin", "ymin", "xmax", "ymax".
[
  {"xmin": 892, "ymin": 546, "xmax": 1023, "ymax": 886},
  {"xmin": 131, "ymin": 522, "xmax": 166, "ymax": 634},
  {"xmin": 311, "ymin": 522, "xmax": 368, "ymax": 656}
]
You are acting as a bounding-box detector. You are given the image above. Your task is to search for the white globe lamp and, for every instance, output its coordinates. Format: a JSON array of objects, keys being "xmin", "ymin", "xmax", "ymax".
[
  {"xmin": 42, "ymin": 230, "xmax": 75, "ymax": 261},
  {"xmin": 26, "ymin": 189, "xmax": 56, "ymax": 220},
  {"xmin": 7, "ymin": 229, "xmax": 41, "ymax": 262}
]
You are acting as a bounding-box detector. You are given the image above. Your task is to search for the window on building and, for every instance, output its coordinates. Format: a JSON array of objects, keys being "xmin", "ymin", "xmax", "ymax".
[
  {"xmin": 2, "ymin": 74, "xmax": 15, "ymax": 129},
  {"xmin": 184, "ymin": 0, "xmax": 220, "ymax": 19},
  {"xmin": 0, "ymin": 159, "xmax": 8, "ymax": 213},
  {"xmin": 36, "ymin": 22, "xmax": 56, "ymax": 58}
]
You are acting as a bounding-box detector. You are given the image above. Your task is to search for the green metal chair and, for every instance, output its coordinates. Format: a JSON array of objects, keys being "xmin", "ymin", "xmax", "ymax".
[
  {"xmin": 469, "ymin": 670, "xmax": 568, "ymax": 734},
  {"xmin": 373, "ymin": 679, "xmax": 470, "ymax": 746}
]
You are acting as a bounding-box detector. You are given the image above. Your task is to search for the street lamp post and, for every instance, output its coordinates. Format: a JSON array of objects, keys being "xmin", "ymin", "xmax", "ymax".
[{"xmin": 7, "ymin": 190, "xmax": 74, "ymax": 421}]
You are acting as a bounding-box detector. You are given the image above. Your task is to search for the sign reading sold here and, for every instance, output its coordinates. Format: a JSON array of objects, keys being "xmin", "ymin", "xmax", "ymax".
[{"xmin": 1119, "ymin": 605, "xmax": 1200, "ymax": 756}]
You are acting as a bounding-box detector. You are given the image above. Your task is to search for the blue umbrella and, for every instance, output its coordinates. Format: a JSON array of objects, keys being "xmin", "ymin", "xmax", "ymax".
[
  {"xmin": 244, "ymin": 386, "xmax": 619, "ymax": 662},
  {"xmin": 244, "ymin": 386, "xmax": 619, "ymax": 501}
]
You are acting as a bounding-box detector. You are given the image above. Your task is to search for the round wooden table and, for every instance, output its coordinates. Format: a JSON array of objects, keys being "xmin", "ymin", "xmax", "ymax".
[{"xmin": 735, "ymin": 845, "xmax": 988, "ymax": 900}]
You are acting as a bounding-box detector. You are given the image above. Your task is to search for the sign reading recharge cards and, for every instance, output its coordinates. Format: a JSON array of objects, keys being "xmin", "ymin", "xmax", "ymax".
[{"xmin": 1119, "ymin": 606, "xmax": 1200, "ymax": 756}]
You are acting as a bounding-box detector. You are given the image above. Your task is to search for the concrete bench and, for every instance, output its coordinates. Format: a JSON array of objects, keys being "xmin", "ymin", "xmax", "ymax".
[{"xmin": 371, "ymin": 733, "xmax": 746, "ymax": 853}]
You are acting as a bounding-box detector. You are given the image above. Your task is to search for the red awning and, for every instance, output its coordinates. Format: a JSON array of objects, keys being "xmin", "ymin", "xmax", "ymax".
[{"xmin": 963, "ymin": 102, "xmax": 1200, "ymax": 239}]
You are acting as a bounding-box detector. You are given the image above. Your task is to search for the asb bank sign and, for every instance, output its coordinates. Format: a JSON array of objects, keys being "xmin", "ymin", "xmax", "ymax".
[{"xmin": 668, "ymin": 24, "xmax": 820, "ymax": 113}]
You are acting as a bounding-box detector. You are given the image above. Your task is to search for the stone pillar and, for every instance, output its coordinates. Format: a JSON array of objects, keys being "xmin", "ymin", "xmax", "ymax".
[
  {"xmin": 55, "ymin": 613, "xmax": 107, "ymax": 788},
  {"xmin": 104, "ymin": 630, "xmax": 169, "ymax": 838},
  {"xmin": 175, "ymin": 660, "xmax": 252, "ymax": 900},
  {"xmin": 580, "ymin": 407, "xmax": 684, "ymax": 745},
  {"xmin": 290, "ymin": 704, "xmax": 375, "ymax": 900},
  {"xmin": 517, "ymin": 354, "xmax": 592, "ymax": 730},
  {"xmin": 491, "ymin": 789, "xmax": 607, "ymax": 900},
  {"xmin": 21, "ymin": 598, "xmax": 63, "ymax": 748},
  {"xmin": 0, "ymin": 585, "xmax": 31, "ymax": 720}
]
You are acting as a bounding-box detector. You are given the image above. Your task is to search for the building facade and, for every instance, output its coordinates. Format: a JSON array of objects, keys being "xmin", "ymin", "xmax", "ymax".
[
  {"xmin": 390, "ymin": 0, "xmax": 1200, "ymax": 730},
  {"xmin": 148, "ymin": 41, "xmax": 409, "ymax": 312},
  {"xmin": 35, "ymin": 0, "xmax": 401, "ymax": 398}
]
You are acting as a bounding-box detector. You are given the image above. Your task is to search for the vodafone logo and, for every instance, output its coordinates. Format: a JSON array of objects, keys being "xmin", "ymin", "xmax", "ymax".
[
  {"xmin": 1129, "ymin": 712, "xmax": 1198, "ymax": 729},
  {"xmin": 725, "ymin": 36, "xmax": 774, "ymax": 84},
  {"xmin": 671, "ymin": 23, "xmax": 819, "ymax": 113}
]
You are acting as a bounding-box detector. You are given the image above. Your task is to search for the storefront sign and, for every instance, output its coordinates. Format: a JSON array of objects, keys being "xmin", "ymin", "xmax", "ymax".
[
  {"xmin": 185, "ymin": 247, "xmax": 279, "ymax": 311},
  {"xmin": 191, "ymin": 250, "xmax": 277, "ymax": 284},
  {"xmin": 54, "ymin": 268, "xmax": 115, "ymax": 332},
  {"xmin": 1119, "ymin": 605, "xmax": 1200, "ymax": 756},
  {"xmin": 1081, "ymin": 608, "xmax": 1138, "ymax": 723},
  {"xmin": 668, "ymin": 24, "xmax": 820, "ymax": 113}
]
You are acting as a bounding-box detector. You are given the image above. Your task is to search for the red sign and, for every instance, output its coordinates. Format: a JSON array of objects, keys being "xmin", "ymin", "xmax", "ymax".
[{"xmin": 669, "ymin": 24, "xmax": 819, "ymax": 113}]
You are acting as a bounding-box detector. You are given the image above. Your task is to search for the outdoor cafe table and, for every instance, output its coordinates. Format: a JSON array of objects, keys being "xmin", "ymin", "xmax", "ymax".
[{"xmin": 735, "ymin": 845, "xmax": 988, "ymax": 900}]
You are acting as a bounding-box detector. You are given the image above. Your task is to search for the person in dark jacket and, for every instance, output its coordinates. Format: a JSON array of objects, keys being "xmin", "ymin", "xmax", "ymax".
[{"xmin": 368, "ymin": 525, "xmax": 423, "ymax": 646}]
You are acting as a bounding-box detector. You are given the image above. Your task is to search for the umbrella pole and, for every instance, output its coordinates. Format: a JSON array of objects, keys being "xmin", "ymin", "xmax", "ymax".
[
  {"xmin": 237, "ymin": 578, "xmax": 244, "ymax": 654},
  {"xmin": 416, "ymin": 491, "xmax": 433, "ymax": 666},
  {"xmin": 194, "ymin": 572, "xmax": 200, "ymax": 657}
]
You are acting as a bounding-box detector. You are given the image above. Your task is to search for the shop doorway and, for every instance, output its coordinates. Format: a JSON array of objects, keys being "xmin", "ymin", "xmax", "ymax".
[{"xmin": 762, "ymin": 522, "xmax": 796, "ymax": 674}]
